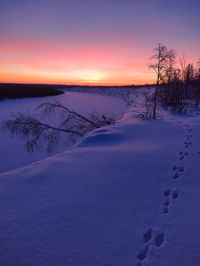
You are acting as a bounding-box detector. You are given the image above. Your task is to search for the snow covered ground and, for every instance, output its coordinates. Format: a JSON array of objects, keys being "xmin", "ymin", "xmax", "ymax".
[{"xmin": 0, "ymin": 88, "xmax": 200, "ymax": 265}]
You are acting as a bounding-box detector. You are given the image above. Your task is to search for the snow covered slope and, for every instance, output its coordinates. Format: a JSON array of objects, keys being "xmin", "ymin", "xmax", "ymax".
[
  {"xmin": 0, "ymin": 91, "xmax": 127, "ymax": 173},
  {"xmin": 0, "ymin": 97, "xmax": 200, "ymax": 265}
]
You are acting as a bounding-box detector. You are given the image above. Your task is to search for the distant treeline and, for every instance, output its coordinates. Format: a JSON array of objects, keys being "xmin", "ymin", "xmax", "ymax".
[
  {"xmin": 62, "ymin": 84, "xmax": 153, "ymax": 89},
  {"xmin": 0, "ymin": 83, "xmax": 153, "ymax": 101},
  {"xmin": 0, "ymin": 83, "xmax": 65, "ymax": 100}
]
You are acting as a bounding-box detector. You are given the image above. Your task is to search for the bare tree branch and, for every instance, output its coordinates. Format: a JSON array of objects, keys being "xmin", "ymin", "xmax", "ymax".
[
  {"xmin": 1, "ymin": 102, "xmax": 115, "ymax": 153},
  {"xmin": 38, "ymin": 101, "xmax": 100, "ymax": 128}
]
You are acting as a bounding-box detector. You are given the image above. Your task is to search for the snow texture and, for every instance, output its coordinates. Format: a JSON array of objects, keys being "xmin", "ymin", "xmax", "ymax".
[{"xmin": 0, "ymin": 87, "xmax": 200, "ymax": 265}]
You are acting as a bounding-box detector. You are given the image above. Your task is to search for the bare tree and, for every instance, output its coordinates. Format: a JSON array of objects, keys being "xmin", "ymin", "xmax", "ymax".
[
  {"xmin": 149, "ymin": 43, "xmax": 172, "ymax": 119},
  {"xmin": 197, "ymin": 59, "xmax": 200, "ymax": 68},
  {"xmin": 149, "ymin": 46, "xmax": 200, "ymax": 114},
  {"xmin": 196, "ymin": 59, "xmax": 200, "ymax": 81},
  {"xmin": 1, "ymin": 101, "xmax": 115, "ymax": 153},
  {"xmin": 179, "ymin": 54, "xmax": 187, "ymax": 82},
  {"xmin": 164, "ymin": 49, "xmax": 177, "ymax": 83}
]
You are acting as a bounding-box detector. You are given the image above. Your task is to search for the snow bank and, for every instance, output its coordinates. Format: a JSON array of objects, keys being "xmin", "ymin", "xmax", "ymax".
[{"xmin": 1, "ymin": 101, "xmax": 199, "ymax": 265}]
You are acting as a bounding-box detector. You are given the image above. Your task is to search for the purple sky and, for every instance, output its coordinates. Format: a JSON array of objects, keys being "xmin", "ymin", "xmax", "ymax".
[{"xmin": 0, "ymin": 0, "xmax": 200, "ymax": 84}]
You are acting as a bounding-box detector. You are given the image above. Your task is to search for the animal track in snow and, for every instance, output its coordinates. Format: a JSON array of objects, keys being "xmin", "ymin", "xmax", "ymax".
[
  {"xmin": 155, "ymin": 232, "xmax": 165, "ymax": 248},
  {"xmin": 179, "ymin": 166, "xmax": 184, "ymax": 172},
  {"xmin": 143, "ymin": 228, "xmax": 153, "ymax": 243},
  {"xmin": 164, "ymin": 189, "xmax": 170, "ymax": 197},
  {"xmin": 163, "ymin": 188, "xmax": 179, "ymax": 214},
  {"xmin": 186, "ymin": 134, "xmax": 193, "ymax": 140},
  {"xmin": 163, "ymin": 189, "xmax": 170, "ymax": 214},
  {"xmin": 172, "ymin": 189, "xmax": 179, "ymax": 199},
  {"xmin": 136, "ymin": 245, "xmax": 149, "ymax": 261},
  {"xmin": 163, "ymin": 198, "xmax": 170, "ymax": 214},
  {"xmin": 135, "ymin": 227, "xmax": 153, "ymax": 264},
  {"xmin": 172, "ymin": 165, "xmax": 178, "ymax": 171},
  {"xmin": 164, "ymin": 198, "xmax": 170, "ymax": 207},
  {"xmin": 163, "ymin": 206, "xmax": 169, "ymax": 214},
  {"xmin": 184, "ymin": 141, "xmax": 192, "ymax": 147},
  {"xmin": 173, "ymin": 171, "xmax": 180, "ymax": 179},
  {"xmin": 135, "ymin": 227, "xmax": 167, "ymax": 264}
]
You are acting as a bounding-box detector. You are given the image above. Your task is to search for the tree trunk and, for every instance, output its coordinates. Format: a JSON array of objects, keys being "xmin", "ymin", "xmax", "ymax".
[{"xmin": 153, "ymin": 80, "xmax": 159, "ymax": 119}]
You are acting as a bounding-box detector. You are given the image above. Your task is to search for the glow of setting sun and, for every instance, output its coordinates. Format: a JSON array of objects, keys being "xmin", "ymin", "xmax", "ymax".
[{"xmin": 72, "ymin": 70, "xmax": 107, "ymax": 84}]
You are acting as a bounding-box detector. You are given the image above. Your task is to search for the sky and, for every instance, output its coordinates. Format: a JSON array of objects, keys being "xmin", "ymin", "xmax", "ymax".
[{"xmin": 0, "ymin": 0, "xmax": 200, "ymax": 85}]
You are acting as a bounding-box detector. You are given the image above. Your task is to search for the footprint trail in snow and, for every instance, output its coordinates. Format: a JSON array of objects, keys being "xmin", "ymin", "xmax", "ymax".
[
  {"xmin": 135, "ymin": 228, "xmax": 165, "ymax": 265},
  {"xmin": 134, "ymin": 122, "xmax": 194, "ymax": 265}
]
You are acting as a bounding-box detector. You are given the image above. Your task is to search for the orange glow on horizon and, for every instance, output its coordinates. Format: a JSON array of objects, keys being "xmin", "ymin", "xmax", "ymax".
[
  {"xmin": 0, "ymin": 65, "xmax": 155, "ymax": 85},
  {"xmin": 0, "ymin": 38, "xmax": 156, "ymax": 85},
  {"xmin": 0, "ymin": 73, "xmax": 154, "ymax": 86},
  {"xmin": 0, "ymin": 39, "xmax": 198, "ymax": 86}
]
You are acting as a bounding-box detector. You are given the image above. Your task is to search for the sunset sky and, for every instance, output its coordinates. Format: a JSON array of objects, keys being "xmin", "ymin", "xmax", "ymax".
[{"xmin": 0, "ymin": 0, "xmax": 200, "ymax": 85}]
